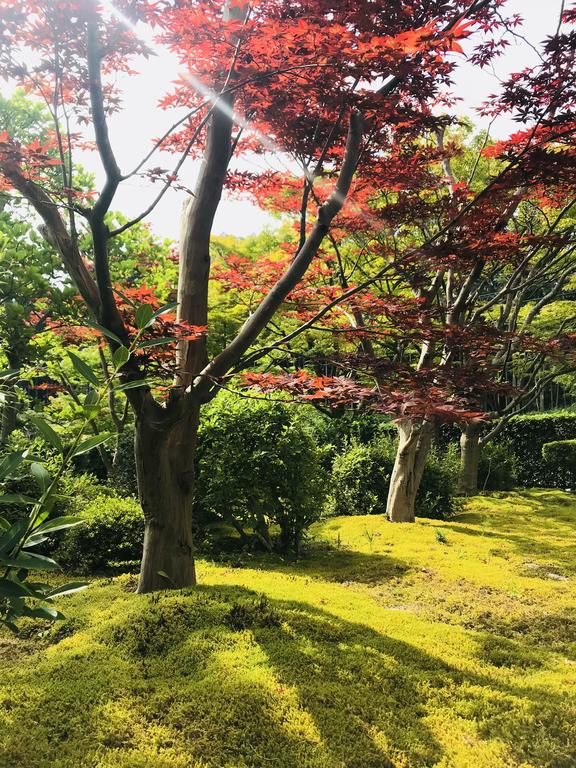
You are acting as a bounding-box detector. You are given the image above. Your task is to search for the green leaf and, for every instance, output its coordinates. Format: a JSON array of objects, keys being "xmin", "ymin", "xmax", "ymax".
[
  {"xmin": 0, "ymin": 519, "xmax": 28, "ymax": 555},
  {"xmin": 45, "ymin": 581, "xmax": 89, "ymax": 599},
  {"xmin": 71, "ymin": 433, "xmax": 113, "ymax": 457},
  {"xmin": 135, "ymin": 337, "xmax": 176, "ymax": 350},
  {"xmin": 30, "ymin": 462, "xmax": 51, "ymax": 492},
  {"xmin": 113, "ymin": 379, "xmax": 151, "ymax": 393},
  {"xmin": 86, "ymin": 322, "xmax": 123, "ymax": 345},
  {"xmin": 0, "ymin": 451, "xmax": 24, "ymax": 482},
  {"xmin": 0, "ymin": 578, "xmax": 33, "ymax": 599},
  {"xmin": 24, "ymin": 605, "xmax": 61, "ymax": 621},
  {"xmin": 112, "ymin": 346, "xmax": 130, "ymax": 369},
  {"xmin": 135, "ymin": 303, "xmax": 154, "ymax": 330},
  {"xmin": 0, "ymin": 493, "xmax": 36, "ymax": 505},
  {"xmin": 83, "ymin": 389, "xmax": 100, "ymax": 421},
  {"xmin": 0, "ymin": 551, "xmax": 60, "ymax": 571},
  {"xmin": 33, "ymin": 516, "xmax": 84, "ymax": 536},
  {"xmin": 68, "ymin": 352, "xmax": 99, "ymax": 386},
  {"xmin": 147, "ymin": 301, "xmax": 178, "ymax": 326},
  {"xmin": 28, "ymin": 414, "xmax": 63, "ymax": 454}
]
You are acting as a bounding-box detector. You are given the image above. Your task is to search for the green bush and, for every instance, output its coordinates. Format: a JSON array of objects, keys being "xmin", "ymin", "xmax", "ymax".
[
  {"xmin": 53, "ymin": 493, "xmax": 144, "ymax": 573},
  {"xmin": 196, "ymin": 393, "xmax": 327, "ymax": 556},
  {"xmin": 478, "ymin": 441, "xmax": 517, "ymax": 491},
  {"xmin": 542, "ymin": 439, "xmax": 576, "ymax": 488},
  {"xmin": 500, "ymin": 411, "xmax": 576, "ymax": 487},
  {"xmin": 328, "ymin": 438, "xmax": 460, "ymax": 520},
  {"xmin": 329, "ymin": 441, "xmax": 392, "ymax": 516}
]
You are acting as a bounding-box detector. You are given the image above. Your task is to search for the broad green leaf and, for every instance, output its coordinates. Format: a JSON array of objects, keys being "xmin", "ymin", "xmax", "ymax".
[
  {"xmin": 0, "ymin": 519, "xmax": 28, "ymax": 555},
  {"xmin": 113, "ymin": 379, "xmax": 150, "ymax": 393},
  {"xmin": 147, "ymin": 301, "xmax": 178, "ymax": 326},
  {"xmin": 112, "ymin": 346, "xmax": 130, "ymax": 369},
  {"xmin": 0, "ymin": 551, "xmax": 60, "ymax": 571},
  {"xmin": 0, "ymin": 493, "xmax": 36, "ymax": 505},
  {"xmin": 45, "ymin": 581, "xmax": 89, "ymax": 599},
  {"xmin": 0, "ymin": 578, "xmax": 33, "ymax": 599},
  {"xmin": 86, "ymin": 322, "xmax": 123, "ymax": 345},
  {"xmin": 33, "ymin": 516, "xmax": 84, "ymax": 535},
  {"xmin": 24, "ymin": 605, "xmax": 61, "ymax": 621},
  {"xmin": 68, "ymin": 352, "xmax": 99, "ymax": 387},
  {"xmin": 71, "ymin": 433, "xmax": 113, "ymax": 457},
  {"xmin": 83, "ymin": 389, "xmax": 100, "ymax": 421},
  {"xmin": 135, "ymin": 337, "xmax": 176, "ymax": 350},
  {"xmin": 30, "ymin": 462, "xmax": 51, "ymax": 492},
  {"xmin": 0, "ymin": 451, "xmax": 24, "ymax": 481},
  {"xmin": 135, "ymin": 303, "xmax": 154, "ymax": 329},
  {"xmin": 28, "ymin": 414, "xmax": 63, "ymax": 453}
]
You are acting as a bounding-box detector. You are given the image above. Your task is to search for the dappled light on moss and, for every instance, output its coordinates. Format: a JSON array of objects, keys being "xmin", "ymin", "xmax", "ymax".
[{"xmin": 1, "ymin": 490, "xmax": 576, "ymax": 767}]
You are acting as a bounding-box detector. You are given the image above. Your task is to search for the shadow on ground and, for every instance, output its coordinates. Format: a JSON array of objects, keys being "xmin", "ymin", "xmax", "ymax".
[{"xmin": 1, "ymin": 581, "xmax": 574, "ymax": 768}]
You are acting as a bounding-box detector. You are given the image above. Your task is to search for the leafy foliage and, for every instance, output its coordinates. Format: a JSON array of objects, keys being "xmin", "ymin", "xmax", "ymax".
[
  {"xmin": 329, "ymin": 438, "xmax": 461, "ymax": 519},
  {"xmin": 53, "ymin": 493, "xmax": 143, "ymax": 574},
  {"xmin": 196, "ymin": 393, "xmax": 327, "ymax": 556}
]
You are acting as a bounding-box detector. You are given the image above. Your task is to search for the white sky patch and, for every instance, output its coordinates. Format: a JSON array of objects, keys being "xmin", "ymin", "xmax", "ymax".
[{"xmin": 2, "ymin": 0, "xmax": 565, "ymax": 241}]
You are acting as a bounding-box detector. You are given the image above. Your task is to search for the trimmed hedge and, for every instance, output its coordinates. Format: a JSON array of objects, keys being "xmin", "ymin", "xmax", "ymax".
[
  {"xmin": 499, "ymin": 411, "xmax": 576, "ymax": 488},
  {"xmin": 542, "ymin": 439, "xmax": 576, "ymax": 489}
]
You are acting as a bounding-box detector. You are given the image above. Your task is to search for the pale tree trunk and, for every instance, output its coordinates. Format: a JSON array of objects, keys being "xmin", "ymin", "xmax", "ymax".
[
  {"xmin": 135, "ymin": 405, "xmax": 200, "ymax": 593},
  {"xmin": 386, "ymin": 419, "xmax": 434, "ymax": 523},
  {"xmin": 458, "ymin": 422, "xmax": 482, "ymax": 496}
]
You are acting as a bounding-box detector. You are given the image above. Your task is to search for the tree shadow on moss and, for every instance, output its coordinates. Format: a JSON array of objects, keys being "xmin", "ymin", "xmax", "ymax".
[
  {"xmin": 1, "ymin": 584, "xmax": 575, "ymax": 768},
  {"xmin": 244, "ymin": 546, "xmax": 410, "ymax": 585}
]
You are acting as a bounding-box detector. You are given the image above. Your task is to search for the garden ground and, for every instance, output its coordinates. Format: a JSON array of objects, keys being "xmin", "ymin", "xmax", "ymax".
[{"xmin": 1, "ymin": 490, "xmax": 575, "ymax": 768}]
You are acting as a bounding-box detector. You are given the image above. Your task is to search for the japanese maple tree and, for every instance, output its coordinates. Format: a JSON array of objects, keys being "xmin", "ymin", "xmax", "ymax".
[{"xmin": 0, "ymin": 0, "xmax": 521, "ymax": 589}]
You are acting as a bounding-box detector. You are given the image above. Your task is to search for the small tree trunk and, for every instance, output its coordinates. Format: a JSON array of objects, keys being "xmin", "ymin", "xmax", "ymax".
[
  {"xmin": 135, "ymin": 406, "xmax": 200, "ymax": 593},
  {"xmin": 0, "ymin": 388, "xmax": 18, "ymax": 443},
  {"xmin": 386, "ymin": 419, "xmax": 434, "ymax": 523},
  {"xmin": 458, "ymin": 422, "xmax": 482, "ymax": 496}
]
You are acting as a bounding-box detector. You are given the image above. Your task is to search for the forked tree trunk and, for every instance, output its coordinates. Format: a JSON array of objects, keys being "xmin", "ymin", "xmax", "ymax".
[
  {"xmin": 135, "ymin": 405, "xmax": 200, "ymax": 593},
  {"xmin": 386, "ymin": 419, "xmax": 434, "ymax": 523},
  {"xmin": 458, "ymin": 422, "xmax": 482, "ymax": 496}
]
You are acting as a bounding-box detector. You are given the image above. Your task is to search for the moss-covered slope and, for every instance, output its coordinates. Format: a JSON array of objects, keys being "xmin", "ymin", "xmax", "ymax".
[{"xmin": 1, "ymin": 490, "xmax": 575, "ymax": 768}]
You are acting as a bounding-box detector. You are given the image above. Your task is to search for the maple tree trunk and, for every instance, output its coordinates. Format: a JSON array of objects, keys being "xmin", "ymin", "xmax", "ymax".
[
  {"xmin": 458, "ymin": 422, "xmax": 482, "ymax": 496},
  {"xmin": 135, "ymin": 406, "xmax": 200, "ymax": 593},
  {"xmin": 386, "ymin": 419, "xmax": 434, "ymax": 523}
]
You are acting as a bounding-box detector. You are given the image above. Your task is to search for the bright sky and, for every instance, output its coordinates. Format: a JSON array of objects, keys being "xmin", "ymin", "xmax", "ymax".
[{"xmin": 10, "ymin": 1, "xmax": 569, "ymax": 241}]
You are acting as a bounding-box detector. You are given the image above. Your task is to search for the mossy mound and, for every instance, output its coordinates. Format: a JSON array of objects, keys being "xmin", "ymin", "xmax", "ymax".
[{"xmin": 1, "ymin": 490, "xmax": 576, "ymax": 767}]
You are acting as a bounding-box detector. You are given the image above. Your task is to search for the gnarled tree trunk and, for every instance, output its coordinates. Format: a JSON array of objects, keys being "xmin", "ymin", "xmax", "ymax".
[
  {"xmin": 458, "ymin": 422, "xmax": 482, "ymax": 496},
  {"xmin": 386, "ymin": 419, "xmax": 434, "ymax": 523},
  {"xmin": 135, "ymin": 405, "xmax": 200, "ymax": 593}
]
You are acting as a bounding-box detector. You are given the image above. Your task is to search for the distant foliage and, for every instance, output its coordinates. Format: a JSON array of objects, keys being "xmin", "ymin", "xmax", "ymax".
[
  {"xmin": 328, "ymin": 439, "xmax": 461, "ymax": 520},
  {"xmin": 478, "ymin": 441, "xmax": 517, "ymax": 491},
  {"xmin": 500, "ymin": 412, "xmax": 576, "ymax": 488},
  {"xmin": 542, "ymin": 440, "xmax": 576, "ymax": 489}
]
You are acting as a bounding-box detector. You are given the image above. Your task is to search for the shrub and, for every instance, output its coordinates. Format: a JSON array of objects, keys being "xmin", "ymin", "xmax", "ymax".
[
  {"xmin": 500, "ymin": 411, "xmax": 576, "ymax": 487},
  {"xmin": 542, "ymin": 439, "xmax": 576, "ymax": 489},
  {"xmin": 478, "ymin": 441, "xmax": 517, "ymax": 491},
  {"xmin": 196, "ymin": 393, "xmax": 327, "ymax": 556},
  {"xmin": 329, "ymin": 441, "xmax": 392, "ymax": 517},
  {"xmin": 328, "ymin": 438, "xmax": 460, "ymax": 520},
  {"xmin": 53, "ymin": 493, "xmax": 144, "ymax": 573}
]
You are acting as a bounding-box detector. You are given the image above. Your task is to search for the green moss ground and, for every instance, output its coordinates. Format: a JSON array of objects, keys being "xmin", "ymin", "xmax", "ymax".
[{"xmin": 1, "ymin": 489, "xmax": 576, "ymax": 767}]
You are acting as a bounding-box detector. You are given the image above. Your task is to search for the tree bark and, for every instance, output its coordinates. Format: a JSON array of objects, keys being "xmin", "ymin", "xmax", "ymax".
[
  {"xmin": 135, "ymin": 405, "xmax": 200, "ymax": 593},
  {"xmin": 458, "ymin": 422, "xmax": 482, "ymax": 496},
  {"xmin": 0, "ymin": 387, "xmax": 18, "ymax": 443},
  {"xmin": 386, "ymin": 419, "xmax": 434, "ymax": 523}
]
